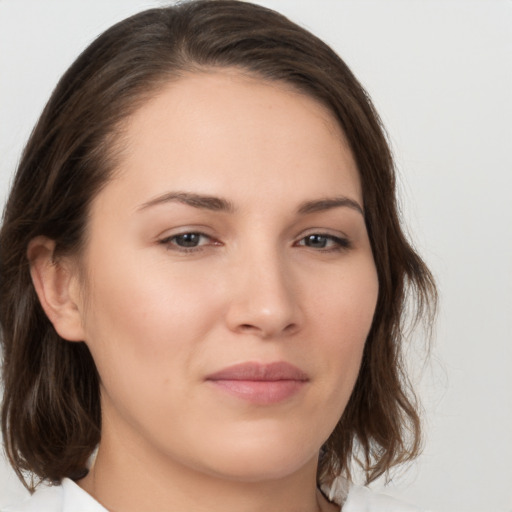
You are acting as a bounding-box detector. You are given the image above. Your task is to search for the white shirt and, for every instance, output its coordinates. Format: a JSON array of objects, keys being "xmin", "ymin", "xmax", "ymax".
[{"xmin": 2, "ymin": 477, "xmax": 426, "ymax": 512}]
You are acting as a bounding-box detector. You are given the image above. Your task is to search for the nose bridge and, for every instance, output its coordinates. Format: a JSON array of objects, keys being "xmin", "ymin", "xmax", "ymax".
[{"xmin": 226, "ymin": 235, "xmax": 301, "ymax": 337}]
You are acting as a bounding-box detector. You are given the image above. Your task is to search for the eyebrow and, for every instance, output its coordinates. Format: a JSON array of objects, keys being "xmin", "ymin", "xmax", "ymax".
[
  {"xmin": 297, "ymin": 197, "xmax": 364, "ymax": 216},
  {"xmin": 138, "ymin": 192, "xmax": 235, "ymax": 212},
  {"xmin": 138, "ymin": 191, "xmax": 363, "ymax": 216}
]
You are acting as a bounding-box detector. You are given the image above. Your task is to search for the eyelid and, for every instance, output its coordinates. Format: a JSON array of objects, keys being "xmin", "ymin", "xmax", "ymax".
[
  {"xmin": 156, "ymin": 227, "xmax": 352, "ymax": 253},
  {"xmin": 158, "ymin": 230, "xmax": 221, "ymax": 253},
  {"xmin": 294, "ymin": 230, "xmax": 352, "ymax": 251},
  {"xmin": 156, "ymin": 224, "xmax": 216, "ymax": 242}
]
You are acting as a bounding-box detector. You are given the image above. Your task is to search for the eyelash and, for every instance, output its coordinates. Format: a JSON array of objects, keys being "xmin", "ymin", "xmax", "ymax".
[
  {"xmin": 159, "ymin": 232, "xmax": 217, "ymax": 253},
  {"xmin": 159, "ymin": 232, "xmax": 351, "ymax": 253},
  {"xmin": 294, "ymin": 233, "xmax": 351, "ymax": 252}
]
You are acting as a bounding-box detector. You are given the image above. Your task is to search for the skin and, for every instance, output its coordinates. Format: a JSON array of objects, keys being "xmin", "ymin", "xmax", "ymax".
[{"xmin": 30, "ymin": 71, "xmax": 379, "ymax": 512}]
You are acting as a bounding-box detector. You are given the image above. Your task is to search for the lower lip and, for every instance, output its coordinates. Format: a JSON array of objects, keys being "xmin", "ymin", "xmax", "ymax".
[{"xmin": 208, "ymin": 379, "xmax": 306, "ymax": 405}]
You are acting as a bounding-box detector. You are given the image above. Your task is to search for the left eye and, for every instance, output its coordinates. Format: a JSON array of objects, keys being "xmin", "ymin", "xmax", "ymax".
[{"xmin": 296, "ymin": 234, "xmax": 349, "ymax": 250}]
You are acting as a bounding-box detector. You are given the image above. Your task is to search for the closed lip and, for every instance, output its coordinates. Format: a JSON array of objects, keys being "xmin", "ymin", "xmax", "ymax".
[
  {"xmin": 205, "ymin": 361, "xmax": 309, "ymax": 382},
  {"xmin": 205, "ymin": 361, "xmax": 309, "ymax": 405}
]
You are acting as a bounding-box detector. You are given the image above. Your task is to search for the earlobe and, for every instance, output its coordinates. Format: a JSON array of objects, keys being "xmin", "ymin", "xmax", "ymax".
[{"xmin": 27, "ymin": 236, "xmax": 85, "ymax": 342}]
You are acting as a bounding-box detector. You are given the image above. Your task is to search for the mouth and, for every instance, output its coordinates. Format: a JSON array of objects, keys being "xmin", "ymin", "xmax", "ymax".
[{"xmin": 205, "ymin": 361, "xmax": 309, "ymax": 405}]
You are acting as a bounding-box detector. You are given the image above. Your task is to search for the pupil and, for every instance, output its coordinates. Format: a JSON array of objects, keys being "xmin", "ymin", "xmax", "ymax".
[
  {"xmin": 176, "ymin": 233, "xmax": 200, "ymax": 247},
  {"xmin": 306, "ymin": 235, "xmax": 327, "ymax": 248}
]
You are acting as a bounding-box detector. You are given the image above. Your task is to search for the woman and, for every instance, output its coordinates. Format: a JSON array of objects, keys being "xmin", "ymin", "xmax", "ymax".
[{"xmin": 0, "ymin": 1, "xmax": 436, "ymax": 511}]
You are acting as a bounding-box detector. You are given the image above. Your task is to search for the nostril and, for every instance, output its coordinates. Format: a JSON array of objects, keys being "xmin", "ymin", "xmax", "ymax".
[
  {"xmin": 283, "ymin": 323, "xmax": 297, "ymax": 333},
  {"xmin": 237, "ymin": 324, "xmax": 262, "ymax": 334},
  {"xmin": 236, "ymin": 322, "xmax": 298, "ymax": 337}
]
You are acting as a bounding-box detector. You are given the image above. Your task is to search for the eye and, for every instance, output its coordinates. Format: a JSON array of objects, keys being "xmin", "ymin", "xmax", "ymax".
[
  {"xmin": 159, "ymin": 232, "xmax": 216, "ymax": 251},
  {"xmin": 172, "ymin": 233, "xmax": 206, "ymax": 248},
  {"xmin": 296, "ymin": 234, "xmax": 351, "ymax": 251}
]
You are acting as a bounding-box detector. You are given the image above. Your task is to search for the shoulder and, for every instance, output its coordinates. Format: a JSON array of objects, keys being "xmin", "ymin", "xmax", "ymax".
[
  {"xmin": 343, "ymin": 484, "xmax": 426, "ymax": 512},
  {"xmin": 2, "ymin": 484, "xmax": 63, "ymax": 512},
  {"xmin": 323, "ymin": 477, "xmax": 428, "ymax": 512},
  {"xmin": 1, "ymin": 478, "xmax": 107, "ymax": 512}
]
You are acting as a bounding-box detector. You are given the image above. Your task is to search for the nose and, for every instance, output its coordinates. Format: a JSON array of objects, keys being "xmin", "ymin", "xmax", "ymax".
[{"xmin": 225, "ymin": 246, "xmax": 303, "ymax": 339}]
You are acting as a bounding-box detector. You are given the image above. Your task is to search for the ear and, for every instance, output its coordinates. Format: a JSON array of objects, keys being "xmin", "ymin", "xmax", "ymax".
[{"xmin": 27, "ymin": 236, "xmax": 86, "ymax": 342}]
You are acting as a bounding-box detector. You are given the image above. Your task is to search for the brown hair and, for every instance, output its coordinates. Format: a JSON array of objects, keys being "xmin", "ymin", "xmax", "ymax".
[{"xmin": 0, "ymin": 0, "xmax": 436, "ymax": 491}]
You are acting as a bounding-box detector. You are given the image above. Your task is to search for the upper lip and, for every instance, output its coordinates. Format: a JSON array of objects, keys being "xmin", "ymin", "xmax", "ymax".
[{"xmin": 206, "ymin": 361, "xmax": 309, "ymax": 382}]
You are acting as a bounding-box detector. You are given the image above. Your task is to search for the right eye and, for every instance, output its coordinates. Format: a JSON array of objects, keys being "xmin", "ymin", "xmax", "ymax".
[{"xmin": 159, "ymin": 232, "xmax": 216, "ymax": 252}]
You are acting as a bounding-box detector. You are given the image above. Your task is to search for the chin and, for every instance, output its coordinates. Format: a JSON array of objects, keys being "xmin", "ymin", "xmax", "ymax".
[{"xmin": 197, "ymin": 435, "xmax": 320, "ymax": 483}]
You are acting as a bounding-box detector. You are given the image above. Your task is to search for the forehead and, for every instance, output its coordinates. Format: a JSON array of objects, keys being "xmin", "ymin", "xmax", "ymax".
[{"xmin": 101, "ymin": 70, "xmax": 361, "ymax": 212}]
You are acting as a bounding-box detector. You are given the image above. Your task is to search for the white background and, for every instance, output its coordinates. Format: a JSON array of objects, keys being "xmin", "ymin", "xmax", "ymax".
[{"xmin": 0, "ymin": 1, "xmax": 511, "ymax": 511}]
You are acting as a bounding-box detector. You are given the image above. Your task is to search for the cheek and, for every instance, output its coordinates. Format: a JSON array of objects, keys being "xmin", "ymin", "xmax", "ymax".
[
  {"xmin": 78, "ymin": 259, "xmax": 225, "ymax": 442},
  {"xmin": 309, "ymin": 252, "xmax": 378, "ymax": 339},
  {"xmin": 78, "ymin": 249, "xmax": 224, "ymax": 391},
  {"xmin": 309, "ymin": 256, "xmax": 378, "ymax": 404}
]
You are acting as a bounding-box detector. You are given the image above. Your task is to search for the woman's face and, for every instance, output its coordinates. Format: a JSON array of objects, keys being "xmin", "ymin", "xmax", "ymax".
[{"xmin": 74, "ymin": 71, "xmax": 378, "ymax": 482}]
